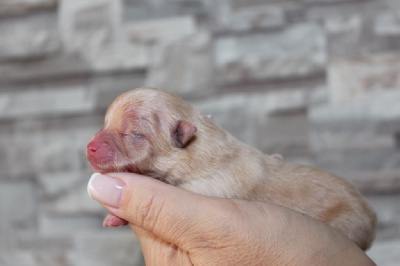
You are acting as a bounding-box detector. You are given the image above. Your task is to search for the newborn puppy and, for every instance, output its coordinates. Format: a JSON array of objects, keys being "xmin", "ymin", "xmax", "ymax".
[{"xmin": 86, "ymin": 87, "xmax": 376, "ymax": 250}]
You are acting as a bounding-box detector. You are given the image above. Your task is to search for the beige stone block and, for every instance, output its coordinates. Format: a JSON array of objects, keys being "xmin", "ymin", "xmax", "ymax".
[
  {"xmin": 215, "ymin": 23, "xmax": 326, "ymax": 85},
  {"xmin": 146, "ymin": 32, "xmax": 215, "ymax": 99},
  {"xmin": 0, "ymin": 0, "xmax": 57, "ymax": 16},
  {"xmin": 0, "ymin": 86, "xmax": 95, "ymax": 120},
  {"xmin": 0, "ymin": 12, "xmax": 60, "ymax": 60},
  {"xmin": 328, "ymin": 53, "xmax": 400, "ymax": 103},
  {"xmin": 70, "ymin": 232, "xmax": 144, "ymax": 266},
  {"xmin": 59, "ymin": 0, "xmax": 121, "ymax": 52},
  {"xmin": 124, "ymin": 15, "xmax": 196, "ymax": 44}
]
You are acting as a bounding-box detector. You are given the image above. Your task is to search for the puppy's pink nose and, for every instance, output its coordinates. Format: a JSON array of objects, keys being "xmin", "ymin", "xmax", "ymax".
[{"xmin": 87, "ymin": 141, "xmax": 100, "ymax": 154}]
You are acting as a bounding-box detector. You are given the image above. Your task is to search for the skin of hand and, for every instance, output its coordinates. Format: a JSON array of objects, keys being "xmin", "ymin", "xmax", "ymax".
[{"xmin": 87, "ymin": 172, "xmax": 376, "ymax": 266}]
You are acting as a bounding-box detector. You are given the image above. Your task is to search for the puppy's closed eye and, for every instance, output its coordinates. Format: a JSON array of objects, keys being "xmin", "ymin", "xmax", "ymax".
[{"xmin": 121, "ymin": 132, "xmax": 145, "ymax": 139}]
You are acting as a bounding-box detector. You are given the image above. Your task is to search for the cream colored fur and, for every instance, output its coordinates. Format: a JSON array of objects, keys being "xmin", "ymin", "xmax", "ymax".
[{"xmin": 91, "ymin": 87, "xmax": 377, "ymax": 250}]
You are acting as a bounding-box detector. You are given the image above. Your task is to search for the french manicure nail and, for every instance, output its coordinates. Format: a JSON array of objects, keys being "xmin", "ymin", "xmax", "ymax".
[{"xmin": 87, "ymin": 173, "xmax": 125, "ymax": 208}]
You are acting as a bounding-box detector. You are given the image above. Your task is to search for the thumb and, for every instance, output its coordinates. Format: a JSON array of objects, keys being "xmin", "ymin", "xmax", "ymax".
[{"xmin": 87, "ymin": 172, "xmax": 221, "ymax": 248}]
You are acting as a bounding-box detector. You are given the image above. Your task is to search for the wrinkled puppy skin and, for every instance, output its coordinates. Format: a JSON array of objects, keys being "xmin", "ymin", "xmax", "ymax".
[{"xmin": 87, "ymin": 87, "xmax": 377, "ymax": 250}]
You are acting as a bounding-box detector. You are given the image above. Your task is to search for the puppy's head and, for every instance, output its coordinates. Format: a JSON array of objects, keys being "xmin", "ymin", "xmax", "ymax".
[{"xmin": 86, "ymin": 88, "xmax": 197, "ymax": 175}]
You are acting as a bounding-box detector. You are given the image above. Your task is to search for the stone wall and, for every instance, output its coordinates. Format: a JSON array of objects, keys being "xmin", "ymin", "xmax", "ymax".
[{"xmin": 0, "ymin": 0, "xmax": 399, "ymax": 265}]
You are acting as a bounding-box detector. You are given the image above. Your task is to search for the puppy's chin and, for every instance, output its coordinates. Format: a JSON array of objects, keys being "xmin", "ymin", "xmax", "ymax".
[
  {"xmin": 89, "ymin": 162, "xmax": 142, "ymax": 175},
  {"xmin": 89, "ymin": 163, "xmax": 124, "ymax": 174}
]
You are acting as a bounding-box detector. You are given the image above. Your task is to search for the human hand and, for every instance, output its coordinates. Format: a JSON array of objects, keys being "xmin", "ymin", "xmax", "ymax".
[{"xmin": 87, "ymin": 172, "xmax": 375, "ymax": 266}]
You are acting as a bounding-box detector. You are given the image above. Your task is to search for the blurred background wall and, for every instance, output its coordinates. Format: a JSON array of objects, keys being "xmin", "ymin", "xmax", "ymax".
[{"xmin": 0, "ymin": 0, "xmax": 399, "ymax": 265}]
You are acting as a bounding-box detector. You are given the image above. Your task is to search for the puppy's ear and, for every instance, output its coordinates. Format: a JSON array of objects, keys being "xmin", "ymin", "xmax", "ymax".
[{"xmin": 173, "ymin": 120, "xmax": 197, "ymax": 148}]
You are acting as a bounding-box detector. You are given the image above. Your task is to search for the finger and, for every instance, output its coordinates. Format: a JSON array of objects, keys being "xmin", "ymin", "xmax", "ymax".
[
  {"xmin": 130, "ymin": 225, "xmax": 160, "ymax": 261},
  {"xmin": 130, "ymin": 225, "xmax": 167, "ymax": 262},
  {"xmin": 131, "ymin": 224, "xmax": 193, "ymax": 266},
  {"xmin": 88, "ymin": 172, "xmax": 221, "ymax": 248}
]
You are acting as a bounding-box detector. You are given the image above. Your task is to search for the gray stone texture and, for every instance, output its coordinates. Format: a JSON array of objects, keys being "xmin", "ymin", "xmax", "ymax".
[
  {"xmin": 69, "ymin": 232, "xmax": 144, "ymax": 266},
  {"xmin": 58, "ymin": 0, "xmax": 121, "ymax": 52},
  {"xmin": 0, "ymin": 54, "xmax": 91, "ymax": 82},
  {"xmin": 309, "ymin": 89, "xmax": 400, "ymax": 152},
  {"xmin": 368, "ymin": 239, "xmax": 400, "ymax": 266},
  {"xmin": 304, "ymin": 0, "xmax": 368, "ymax": 3},
  {"xmin": 328, "ymin": 54, "xmax": 400, "ymax": 103},
  {"xmin": 0, "ymin": 0, "xmax": 57, "ymax": 17},
  {"xmin": 123, "ymin": 0, "xmax": 206, "ymax": 23},
  {"xmin": 215, "ymin": 23, "xmax": 326, "ymax": 85},
  {"xmin": 193, "ymin": 93, "xmax": 254, "ymax": 144},
  {"xmin": 324, "ymin": 15, "xmax": 364, "ymax": 58},
  {"xmin": 0, "ymin": 12, "xmax": 60, "ymax": 60},
  {"xmin": 374, "ymin": 10, "xmax": 400, "ymax": 36},
  {"xmin": 0, "ymin": 86, "xmax": 95, "ymax": 119},
  {"xmin": 255, "ymin": 111, "xmax": 310, "ymax": 157},
  {"xmin": 1, "ymin": 0, "xmax": 400, "ymax": 265},
  {"xmin": 218, "ymin": 5, "xmax": 286, "ymax": 32},
  {"xmin": 124, "ymin": 15, "xmax": 197, "ymax": 44},
  {"xmin": 146, "ymin": 32, "xmax": 216, "ymax": 99},
  {"xmin": 0, "ymin": 181, "xmax": 37, "ymax": 232}
]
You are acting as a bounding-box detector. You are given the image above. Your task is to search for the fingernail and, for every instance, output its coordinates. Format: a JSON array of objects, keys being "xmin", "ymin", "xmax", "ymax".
[{"xmin": 87, "ymin": 173, "xmax": 125, "ymax": 208}]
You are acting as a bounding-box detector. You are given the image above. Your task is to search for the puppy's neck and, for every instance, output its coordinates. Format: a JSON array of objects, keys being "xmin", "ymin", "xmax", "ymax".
[{"xmin": 162, "ymin": 117, "xmax": 279, "ymax": 197}]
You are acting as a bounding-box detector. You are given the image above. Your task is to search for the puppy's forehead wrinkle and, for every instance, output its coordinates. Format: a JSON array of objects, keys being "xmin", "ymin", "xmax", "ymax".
[{"xmin": 110, "ymin": 92, "xmax": 195, "ymax": 134}]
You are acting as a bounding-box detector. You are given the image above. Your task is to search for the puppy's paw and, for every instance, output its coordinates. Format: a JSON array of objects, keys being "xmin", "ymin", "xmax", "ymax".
[{"xmin": 103, "ymin": 213, "xmax": 129, "ymax": 227}]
